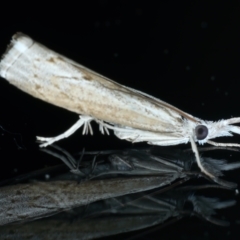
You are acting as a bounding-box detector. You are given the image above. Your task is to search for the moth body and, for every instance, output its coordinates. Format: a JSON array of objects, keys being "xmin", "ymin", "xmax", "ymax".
[{"xmin": 1, "ymin": 33, "xmax": 240, "ymax": 179}]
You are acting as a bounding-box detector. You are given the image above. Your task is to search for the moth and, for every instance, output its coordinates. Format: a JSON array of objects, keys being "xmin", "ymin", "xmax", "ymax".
[
  {"xmin": 0, "ymin": 145, "xmax": 236, "ymax": 226},
  {"xmin": 1, "ymin": 33, "xmax": 240, "ymax": 179}
]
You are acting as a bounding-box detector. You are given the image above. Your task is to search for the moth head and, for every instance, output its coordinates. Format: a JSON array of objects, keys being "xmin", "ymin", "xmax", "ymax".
[{"xmin": 194, "ymin": 118, "xmax": 240, "ymax": 145}]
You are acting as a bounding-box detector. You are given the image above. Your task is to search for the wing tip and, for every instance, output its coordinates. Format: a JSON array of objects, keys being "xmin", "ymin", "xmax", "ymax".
[{"xmin": 0, "ymin": 32, "xmax": 33, "ymax": 79}]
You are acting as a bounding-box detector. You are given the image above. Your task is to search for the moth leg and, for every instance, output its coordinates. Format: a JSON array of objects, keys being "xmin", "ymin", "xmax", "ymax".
[
  {"xmin": 207, "ymin": 140, "xmax": 240, "ymax": 148},
  {"xmin": 37, "ymin": 115, "xmax": 94, "ymax": 147},
  {"xmin": 96, "ymin": 120, "xmax": 110, "ymax": 135},
  {"xmin": 189, "ymin": 136, "xmax": 214, "ymax": 179}
]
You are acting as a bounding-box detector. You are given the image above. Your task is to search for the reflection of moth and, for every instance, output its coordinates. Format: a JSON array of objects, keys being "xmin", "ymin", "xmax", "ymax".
[
  {"xmin": 0, "ymin": 146, "xmax": 237, "ymax": 226},
  {"xmin": 0, "ymin": 177, "xmax": 167, "ymax": 226},
  {"xmin": 0, "ymin": 187, "xmax": 235, "ymax": 239},
  {"xmin": 42, "ymin": 146, "xmax": 240, "ymax": 188},
  {"xmin": 1, "ymin": 33, "xmax": 240, "ymax": 179}
]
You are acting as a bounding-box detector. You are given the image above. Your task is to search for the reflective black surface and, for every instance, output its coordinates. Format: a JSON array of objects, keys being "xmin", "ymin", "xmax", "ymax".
[{"xmin": 0, "ymin": 1, "xmax": 240, "ymax": 239}]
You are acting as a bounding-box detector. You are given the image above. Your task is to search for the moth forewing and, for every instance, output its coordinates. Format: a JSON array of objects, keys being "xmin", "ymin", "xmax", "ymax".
[
  {"xmin": 1, "ymin": 33, "xmax": 240, "ymax": 180},
  {"xmin": 0, "ymin": 33, "xmax": 186, "ymax": 133},
  {"xmin": 0, "ymin": 33, "xmax": 201, "ymax": 143}
]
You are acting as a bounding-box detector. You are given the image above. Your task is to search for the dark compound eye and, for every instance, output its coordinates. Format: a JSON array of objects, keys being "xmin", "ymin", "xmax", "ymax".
[{"xmin": 195, "ymin": 125, "xmax": 208, "ymax": 140}]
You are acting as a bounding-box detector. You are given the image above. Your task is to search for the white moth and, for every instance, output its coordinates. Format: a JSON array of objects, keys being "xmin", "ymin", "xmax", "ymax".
[{"xmin": 1, "ymin": 33, "xmax": 240, "ymax": 179}]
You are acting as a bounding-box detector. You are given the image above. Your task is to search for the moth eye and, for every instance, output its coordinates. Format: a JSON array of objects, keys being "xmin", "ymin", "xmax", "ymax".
[{"xmin": 195, "ymin": 125, "xmax": 208, "ymax": 140}]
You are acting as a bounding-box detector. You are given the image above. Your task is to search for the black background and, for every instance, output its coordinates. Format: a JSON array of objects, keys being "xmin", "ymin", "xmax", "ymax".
[{"xmin": 0, "ymin": 1, "xmax": 240, "ymax": 239}]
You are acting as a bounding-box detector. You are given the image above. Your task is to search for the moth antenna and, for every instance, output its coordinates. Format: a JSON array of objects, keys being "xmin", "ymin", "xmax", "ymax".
[{"xmin": 207, "ymin": 140, "xmax": 240, "ymax": 148}]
